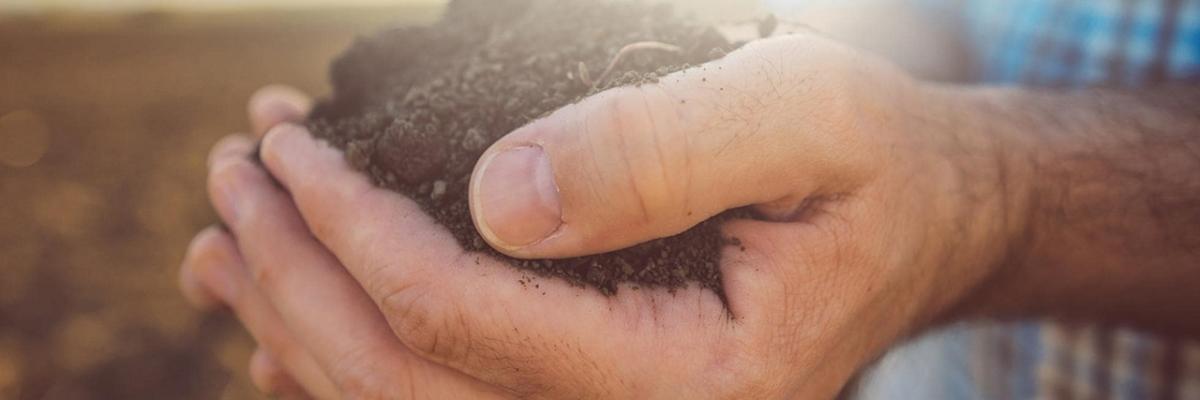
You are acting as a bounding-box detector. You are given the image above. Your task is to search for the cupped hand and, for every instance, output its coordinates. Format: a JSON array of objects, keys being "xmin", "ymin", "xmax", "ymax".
[
  {"xmin": 181, "ymin": 34, "xmax": 1016, "ymax": 399},
  {"xmin": 180, "ymin": 86, "xmax": 507, "ymax": 399}
]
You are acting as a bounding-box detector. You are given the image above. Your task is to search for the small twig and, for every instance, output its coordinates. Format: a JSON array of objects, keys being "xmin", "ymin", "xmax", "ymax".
[
  {"xmin": 588, "ymin": 41, "xmax": 682, "ymax": 89},
  {"xmin": 577, "ymin": 61, "xmax": 592, "ymax": 86}
]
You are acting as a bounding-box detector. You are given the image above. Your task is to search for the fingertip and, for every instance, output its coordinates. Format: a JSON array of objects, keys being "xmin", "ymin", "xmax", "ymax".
[
  {"xmin": 260, "ymin": 122, "xmax": 362, "ymax": 202},
  {"xmin": 249, "ymin": 347, "xmax": 302, "ymax": 396},
  {"xmin": 179, "ymin": 259, "xmax": 220, "ymax": 311},
  {"xmin": 249, "ymin": 85, "xmax": 312, "ymax": 137},
  {"xmin": 207, "ymin": 134, "xmax": 255, "ymax": 169},
  {"xmin": 208, "ymin": 149, "xmax": 271, "ymax": 228},
  {"xmin": 259, "ymin": 123, "xmax": 315, "ymax": 181},
  {"xmin": 181, "ymin": 226, "xmax": 241, "ymax": 309}
]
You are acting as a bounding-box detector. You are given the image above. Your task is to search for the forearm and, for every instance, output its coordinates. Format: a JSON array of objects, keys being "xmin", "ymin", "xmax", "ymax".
[{"xmin": 931, "ymin": 83, "xmax": 1200, "ymax": 334}]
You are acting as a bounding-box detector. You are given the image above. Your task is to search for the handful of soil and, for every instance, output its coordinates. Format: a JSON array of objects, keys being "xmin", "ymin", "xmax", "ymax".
[{"xmin": 306, "ymin": 0, "xmax": 744, "ymax": 299}]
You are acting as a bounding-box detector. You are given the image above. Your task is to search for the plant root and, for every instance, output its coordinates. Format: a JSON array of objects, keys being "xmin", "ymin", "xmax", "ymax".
[{"xmin": 582, "ymin": 41, "xmax": 682, "ymax": 89}]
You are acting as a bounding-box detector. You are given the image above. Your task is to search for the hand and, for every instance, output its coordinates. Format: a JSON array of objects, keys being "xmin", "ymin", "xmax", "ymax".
[
  {"xmin": 180, "ymin": 86, "xmax": 507, "ymax": 399},
  {"xmin": 181, "ymin": 34, "xmax": 1017, "ymax": 399}
]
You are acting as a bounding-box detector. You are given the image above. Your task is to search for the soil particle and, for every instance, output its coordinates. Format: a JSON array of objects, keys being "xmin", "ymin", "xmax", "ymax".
[{"xmin": 307, "ymin": 0, "xmax": 749, "ymax": 300}]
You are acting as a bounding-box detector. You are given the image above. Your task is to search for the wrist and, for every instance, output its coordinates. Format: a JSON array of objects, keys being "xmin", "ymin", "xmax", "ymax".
[
  {"xmin": 928, "ymin": 87, "xmax": 1200, "ymax": 334},
  {"xmin": 904, "ymin": 83, "xmax": 1042, "ymax": 326}
]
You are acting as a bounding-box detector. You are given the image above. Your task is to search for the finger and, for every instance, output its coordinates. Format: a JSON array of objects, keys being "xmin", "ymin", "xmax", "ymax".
[
  {"xmin": 248, "ymin": 85, "xmax": 312, "ymax": 138},
  {"xmin": 260, "ymin": 125, "xmax": 733, "ymax": 398},
  {"xmin": 180, "ymin": 225, "xmax": 340, "ymax": 399},
  {"xmin": 469, "ymin": 34, "xmax": 883, "ymax": 258},
  {"xmin": 207, "ymin": 134, "xmax": 255, "ymax": 169},
  {"xmin": 209, "ymin": 139, "xmax": 506, "ymax": 399},
  {"xmin": 250, "ymin": 347, "xmax": 311, "ymax": 399},
  {"xmin": 180, "ymin": 226, "xmax": 229, "ymax": 310}
]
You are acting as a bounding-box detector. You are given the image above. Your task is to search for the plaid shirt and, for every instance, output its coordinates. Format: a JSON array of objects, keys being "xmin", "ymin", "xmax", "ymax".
[
  {"xmin": 915, "ymin": 4, "xmax": 1200, "ymax": 399},
  {"xmin": 942, "ymin": 0, "xmax": 1200, "ymax": 86},
  {"xmin": 766, "ymin": 0, "xmax": 1200, "ymax": 399}
]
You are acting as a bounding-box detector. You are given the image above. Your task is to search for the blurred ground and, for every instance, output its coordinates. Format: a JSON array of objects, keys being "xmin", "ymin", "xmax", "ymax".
[
  {"xmin": 0, "ymin": 7, "xmax": 437, "ymax": 399},
  {"xmin": 0, "ymin": 2, "xmax": 768, "ymax": 398}
]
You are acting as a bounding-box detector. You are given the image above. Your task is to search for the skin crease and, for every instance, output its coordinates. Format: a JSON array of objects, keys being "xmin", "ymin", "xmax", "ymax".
[
  {"xmin": 184, "ymin": 34, "xmax": 1008, "ymax": 399},
  {"xmin": 180, "ymin": 29, "xmax": 1200, "ymax": 400}
]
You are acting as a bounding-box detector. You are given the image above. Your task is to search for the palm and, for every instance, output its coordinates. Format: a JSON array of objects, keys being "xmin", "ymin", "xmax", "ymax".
[{"xmin": 338, "ymin": 171, "xmax": 930, "ymax": 398}]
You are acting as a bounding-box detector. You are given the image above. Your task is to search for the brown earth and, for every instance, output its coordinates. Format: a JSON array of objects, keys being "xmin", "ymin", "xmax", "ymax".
[
  {"xmin": 0, "ymin": 7, "xmax": 436, "ymax": 399},
  {"xmin": 0, "ymin": 2, "xmax": 766, "ymax": 398},
  {"xmin": 308, "ymin": 0, "xmax": 750, "ymax": 300}
]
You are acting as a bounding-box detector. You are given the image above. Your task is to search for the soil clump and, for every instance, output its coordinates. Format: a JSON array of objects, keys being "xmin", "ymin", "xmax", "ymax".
[{"xmin": 307, "ymin": 0, "xmax": 746, "ymax": 298}]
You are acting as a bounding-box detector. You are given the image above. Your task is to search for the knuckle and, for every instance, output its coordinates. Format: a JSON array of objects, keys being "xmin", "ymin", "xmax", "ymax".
[
  {"xmin": 246, "ymin": 255, "xmax": 281, "ymax": 294},
  {"xmin": 184, "ymin": 228, "xmax": 231, "ymax": 270},
  {"xmin": 593, "ymin": 87, "xmax": 688, "ymax": 223},
  {"xmin": 377, "ymin": 274, "xmax": 568, "ymax": 397},
  {"xmin": 378, "ymin": 281, "xmax": 466, "ymax": 364},
  {"xmin": 375, "ymin": 267, "xmax": 533, "ymax": 388},
  {"xmin": 379, "ymin": 283, "xmax": 557, "ymax": 396},
  {"xmin": 328, "ymin": 354, "xmax": 396, "ymax": 400}
]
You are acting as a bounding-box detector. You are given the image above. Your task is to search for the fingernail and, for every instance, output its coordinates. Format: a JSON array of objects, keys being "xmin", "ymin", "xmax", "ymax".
[{"xmin": 474, "ymin": 145, "xmax": 562, "ymax": 248}]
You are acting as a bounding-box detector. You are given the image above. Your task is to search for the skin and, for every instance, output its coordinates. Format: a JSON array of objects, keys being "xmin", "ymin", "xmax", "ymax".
[{"xmin": 178, "ymin": 32, "xmax": 1200, "ymax": 399}]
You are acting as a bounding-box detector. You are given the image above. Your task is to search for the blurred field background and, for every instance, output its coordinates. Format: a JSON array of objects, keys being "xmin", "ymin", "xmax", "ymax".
[
  {"xmin": 0, "ymin": 3, "xmax": 438, "ymax": 399},
  {"xmin": 0, "ymin": 1, "xmax": 760, "ymax": 399}
]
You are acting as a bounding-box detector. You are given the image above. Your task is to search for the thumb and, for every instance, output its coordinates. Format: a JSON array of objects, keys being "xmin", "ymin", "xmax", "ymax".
[{"xmin": 469, "ymin": 35, "xmax": 883, "ymax": 259}]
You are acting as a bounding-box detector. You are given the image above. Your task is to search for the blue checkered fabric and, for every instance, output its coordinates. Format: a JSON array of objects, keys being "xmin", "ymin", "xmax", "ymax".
[
  {"xmin": 930, "ymin": 0, "xmax": 1200, "ymax": 87},
  {"xmin": 763, "ymin": 1, "xmax": 1200, "ymax": 399},
  {"xmin": 907, "ymin": 1, "xmax": 1200, "ymax": 399}
]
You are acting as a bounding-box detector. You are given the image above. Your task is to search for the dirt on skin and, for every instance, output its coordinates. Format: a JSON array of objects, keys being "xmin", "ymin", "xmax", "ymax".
[{"xmin": 306, "ymin": 0, "xmax": 749, "ymax": 300}]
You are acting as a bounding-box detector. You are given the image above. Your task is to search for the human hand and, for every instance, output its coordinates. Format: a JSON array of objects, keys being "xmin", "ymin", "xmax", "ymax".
[
  {"xmin": 179, "ymin": 86, "xmax": 508, "ymax": 399},
  {"xmin": 182, "ymin": 34, "xmax": 1018, "ymax": 399}
]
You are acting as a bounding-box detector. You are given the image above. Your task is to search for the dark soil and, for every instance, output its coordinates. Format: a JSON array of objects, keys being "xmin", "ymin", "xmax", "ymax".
[{"xmin": 306, "ymin": 0, "xmax": 746, "ymax": 299}]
